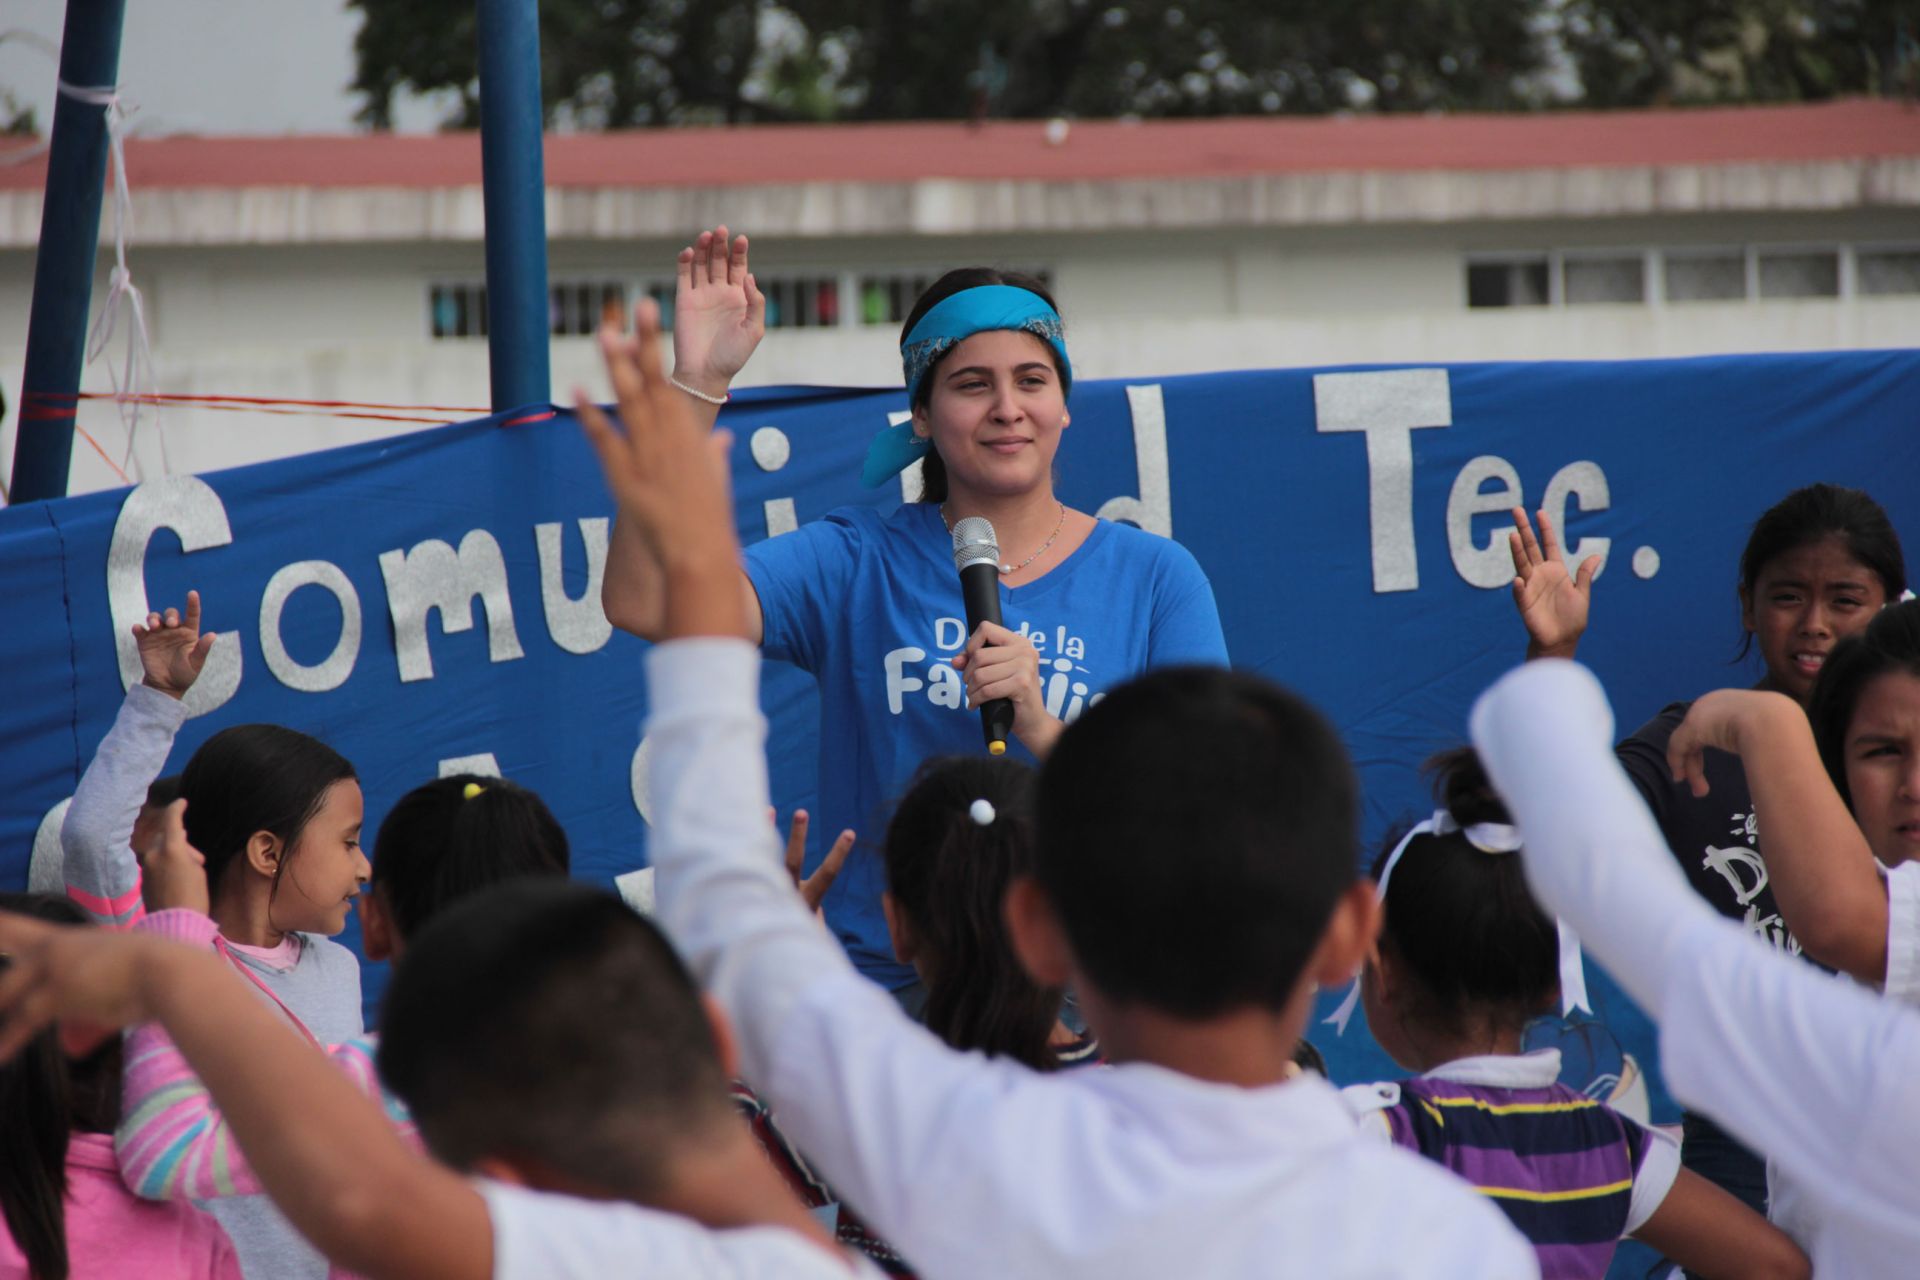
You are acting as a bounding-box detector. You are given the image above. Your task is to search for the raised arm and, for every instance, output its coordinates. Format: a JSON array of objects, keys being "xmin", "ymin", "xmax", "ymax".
[
  {"xmin": 62, "ymin": 593, "xmax": 214, "ymax": 928},
  {"xmin": 1667, "ymin": 689, "xmax": 1888, "ymax": 984},
  {"xmin": 1471, "ymin": 661, "xmax": 1920, "ymax": 1244},
  {"xmin": 1508, "ymin": 508, "xmax": 1596, "ymax": 662},
  {"xmin": 602, "ymin": 226, "xmax": 766, "ymax": 643},
  {"xmin": 0, "ymin": 916, "xmax": 490, "ymax": 1280}
]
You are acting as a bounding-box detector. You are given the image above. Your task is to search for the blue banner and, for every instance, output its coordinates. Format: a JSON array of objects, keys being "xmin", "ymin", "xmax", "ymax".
[{"xmin": 5, "ymin": 350, "xmax": 1917, "ymax": 1128}]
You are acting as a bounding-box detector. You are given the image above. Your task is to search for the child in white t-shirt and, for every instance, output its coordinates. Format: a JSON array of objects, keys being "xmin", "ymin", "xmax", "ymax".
[
  {"xmin": 573, "ymin": 301, "xmax": 1538, "ymax": 1278},
  {"xmin": 0, "ymin": 879, "xmax": 881, "ymax": 1280}
]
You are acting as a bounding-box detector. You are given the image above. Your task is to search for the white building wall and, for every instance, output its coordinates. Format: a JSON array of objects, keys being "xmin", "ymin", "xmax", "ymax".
[{"xmin": 3, "ymin": 207, "xmax": 1915, "ymax": 499}]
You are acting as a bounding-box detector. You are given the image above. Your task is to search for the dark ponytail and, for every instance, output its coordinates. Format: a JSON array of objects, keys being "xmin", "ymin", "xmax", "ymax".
[
  {"xmin": 882, "ymin": 756, "xmax": 1058, "ymax": 1069},
  {"xmin": 1370, "ymin": 749, "xmax": 1559, "ymax": 1039},
  {"xmin": 370, "ymin": 774, "xmax": 570, "ymax": 941},
  {"xmin": 0, "ymin": 895, "xmax": 123, "ymax": 1280}
]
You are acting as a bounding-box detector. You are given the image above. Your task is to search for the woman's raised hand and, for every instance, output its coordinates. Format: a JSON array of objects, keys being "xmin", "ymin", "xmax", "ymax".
[
  {"xmin": 670, "ymin": 225, "xmax": 766, "ymax": 398},
  {"xmin": 577, "ymin": 300, "xmax": 746, "ymax": 639},
  {"xmin": 1509, "ymin": 508, "xmax": 1597, "ymax": 661}
]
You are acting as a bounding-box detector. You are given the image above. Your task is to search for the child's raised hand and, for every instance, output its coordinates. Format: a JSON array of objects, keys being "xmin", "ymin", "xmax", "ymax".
[
  {"xmin": 134, "ymin": 590, "xmax": 216, "ymax": 700},
  {"xmin": 138, "ymin": 799, "xmax": 211, "ymax": 917},
  {"xmin": 670, "ymin": 225, "xmax": 766, "ymax": 397},
  {"xmin": 1508, "ymin": 508, "xmax": 1596, "ymax": 661},
  {"xmin": 1666, "ymin": 689, "xmax": 1799, "ymax": 798},
  {"xmin": 0, "ymin": 911, "xmax": 164, "ymax": 1061},
  {"xmin": 778, "ymin": 809, "xmax": 855, "ymax": 915},
  {"xmin": 577, "ymin": 300, "xmax": 747, "ymax": 638}
]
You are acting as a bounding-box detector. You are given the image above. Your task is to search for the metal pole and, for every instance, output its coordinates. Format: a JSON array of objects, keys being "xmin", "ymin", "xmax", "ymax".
[
  {"xmin": 10, "ymin": 0, "xmax": 130, "ymax": 503},
  {"xmin": 475, "ymin": 0, "xmax": 551, "ymax": 413}
]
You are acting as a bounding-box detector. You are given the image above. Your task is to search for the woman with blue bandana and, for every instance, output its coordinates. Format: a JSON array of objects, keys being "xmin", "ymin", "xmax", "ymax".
[{"xmin": 603, "ymin": 226, "xmax": 1228, "ymax": 1000}]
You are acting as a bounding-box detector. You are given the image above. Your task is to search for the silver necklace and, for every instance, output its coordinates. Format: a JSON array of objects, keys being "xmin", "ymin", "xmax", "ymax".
[{"xmin": 944, "ymin": 502, "xmax": 1068, "ymax": 575}]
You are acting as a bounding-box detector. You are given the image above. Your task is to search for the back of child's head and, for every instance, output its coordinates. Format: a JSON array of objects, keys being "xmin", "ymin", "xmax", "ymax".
[
  {"xmin": 370, "ymin": 774, "xmax": 570, "ymax": 941},
  {"xmin": 1370, "ymin": 749, "xmax": 1558, "ymax": 1036},
  {"xmin": 1810, "ymin": 598, "xmax": 1920, "ymax": 806},
  {"xmin": 180, "ymin": 724, "xmax": 356, "ymax": 892},
  {"xmin": 1036, "ymin": 665, "xmax": 1357, "ymax": 1017},
  {"xmin": 0, "ymin": 894, "xmax": 121, "ymax": 1280},
  {"xmin": 375, "ymin": 880, "xmax": 728, "ymax": 1198},
  {"xmin": 883, "ymin": 755, "xmax": 1056, "ymax": 1068}
]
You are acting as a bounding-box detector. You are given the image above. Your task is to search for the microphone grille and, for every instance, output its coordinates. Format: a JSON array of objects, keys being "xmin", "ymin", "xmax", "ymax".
[{"xmin": 951, "ymin": 516, "xmax": 1000, "ymax": 570}]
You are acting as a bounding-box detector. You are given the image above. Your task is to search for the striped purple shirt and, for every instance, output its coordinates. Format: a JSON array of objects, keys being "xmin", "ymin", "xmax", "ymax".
[{"xmin": 1347, "ymin": 1051, "xmax": 1678, "ymax": 1280}]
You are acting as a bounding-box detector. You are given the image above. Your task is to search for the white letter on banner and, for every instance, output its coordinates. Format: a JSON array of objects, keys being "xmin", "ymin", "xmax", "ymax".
[
  {"xmin": 535, "ymin": 519, "xmax": 613, "ymax": 655},
  {"xmin": 107, "ymin": 476, "xmax": 241, "ymax": 717},
  {"xmin": 1313, "ymin": 370, "xmax": 1452, "ymax": 593},
  {"xmin": 29, "ymin": 799, "xmax": 72, "ymax": 894},
  {"xmin": 1542, "ymin": 461, "xmax": 1612, "ymax": 582},
  {"xmin": 438, "ymin": 753, "xmax": 502, "ymax": 779},
  {"xmin": 378, "ymin": 530, "xmax": 525, "ymax": 683},
  {"xmin": 1446, "ymin": 456, "xmax": 1524, "ymax": 589},
  {"xmin": 1095, "ymin": 385, "xmax": 1172, "ymax": 538},
  {"xmin": 259, "ymin": 561, "xmax": 362, "ymax": 692}
]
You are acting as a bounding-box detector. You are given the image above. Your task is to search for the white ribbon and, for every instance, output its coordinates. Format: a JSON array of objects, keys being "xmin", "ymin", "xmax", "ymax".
[
  {"xmin": 59, "ymin": 75, "xmax": 165, "ymax": 480},
  {"xmin": 1323, "ymin": 809, "xmax": 1589, "ymax": 1035}
]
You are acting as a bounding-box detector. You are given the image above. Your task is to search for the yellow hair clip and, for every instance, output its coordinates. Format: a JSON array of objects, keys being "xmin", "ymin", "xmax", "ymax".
[{"xmin": 462, "ymin": 782, "xmax": 486, "ymax": 800}]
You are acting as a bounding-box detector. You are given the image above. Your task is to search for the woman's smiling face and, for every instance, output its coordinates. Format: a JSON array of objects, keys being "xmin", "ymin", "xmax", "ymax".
[{"xmin": 913, "ymin": 330, "xmax": 1068, "ymax": 502}]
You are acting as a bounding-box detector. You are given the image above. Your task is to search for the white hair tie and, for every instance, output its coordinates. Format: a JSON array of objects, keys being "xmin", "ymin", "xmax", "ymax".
[
  {"xmin": 1322, "ymin": 809, "xmax": 1589, "ymax": 1035},
  {"xmin": 968, "ymin": 799, "xmax": 996, "ymax": 827}
]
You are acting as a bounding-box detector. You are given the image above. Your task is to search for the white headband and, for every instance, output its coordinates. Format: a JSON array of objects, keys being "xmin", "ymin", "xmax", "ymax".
[{"xmin": 1322, "ymin": 810, "xmax": 1589, "ymax": 1036}]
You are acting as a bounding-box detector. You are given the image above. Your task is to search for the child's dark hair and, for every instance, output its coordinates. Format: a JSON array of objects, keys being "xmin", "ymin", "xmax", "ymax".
[
  {"xmin": 1737, "ymin": 484, "xmax": 1905, "ymax": 658},
  {"xmin": 1370, "ymin": 749, "xmax": 1558, "ymax": 1038},
  {"xmin": 371, "ymin": 774, "xmax": 570, "ymax": 941},
  {"xmin": 1036, "ymin": 666, "xmax": 1357, "ymax": 1017},
  {"xmin": 900, "ymin": 267, "xmax": 1065, "ymax": 505},
  {"xmin": 883, "ymin": 756, "xmax": 1057, "ymax": 1069},
  {"xmin": 179, "ymin": 724, "xmax": 356, "ymax": 898},
  {"xmin": 376, "ymin": 881, "xmax": 730, "ymax": 1199},
  {"xmin": 1810, "ymin": 599, "xmax": 1920, "ymax": 808},
  {"xmin": 144, "ymin": 775, "xmax": 181, "ymax": 810},
  {"xmin": 0, "ymin": 894, "xmax": 122, "ymax": 1280}
]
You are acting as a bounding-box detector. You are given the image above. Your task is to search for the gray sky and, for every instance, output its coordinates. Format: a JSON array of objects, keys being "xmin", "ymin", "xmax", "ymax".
[{"xmin": 2, "ymin": 0, "xmax": 450, "ymax": 136}]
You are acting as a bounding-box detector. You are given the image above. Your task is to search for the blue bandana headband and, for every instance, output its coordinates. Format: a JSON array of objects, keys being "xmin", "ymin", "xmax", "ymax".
[{"xmin": 861, "ymin": 285, "xmax": 1074, "ymax": 489}]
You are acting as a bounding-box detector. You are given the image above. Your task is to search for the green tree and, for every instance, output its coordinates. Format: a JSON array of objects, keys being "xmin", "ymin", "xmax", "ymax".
[
  {"xmin": 1558, "ymin": 0, "xmax": 1916, "ymax": 107},
  {"xmin": 347, "ymin": 0, "xmax": 1914, "ymax": 129}
]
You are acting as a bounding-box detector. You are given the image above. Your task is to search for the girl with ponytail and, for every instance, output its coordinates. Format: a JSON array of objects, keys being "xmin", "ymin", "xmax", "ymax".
[
  {"xmin": 881, "ymin": 756, "xmax": 1090, "ymax": 1069},
  {"xmin": 0, "ymin": 893, "xmax": 240, "ymax": 1279}
]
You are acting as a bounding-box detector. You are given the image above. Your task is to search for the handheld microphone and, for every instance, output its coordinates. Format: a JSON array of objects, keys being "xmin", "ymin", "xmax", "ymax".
[{"xmin": 950, "ymin": 516, "xmax": 1015, "ymax": 756}]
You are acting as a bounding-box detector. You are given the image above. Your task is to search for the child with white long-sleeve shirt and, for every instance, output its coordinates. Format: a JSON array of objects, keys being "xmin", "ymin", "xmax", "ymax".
[
  {"xmin": 572, "ymin": 301, "xmax": 1537, "ymax": 1278},
  {"xmin": 1471, "ymin": 658, "xmax": 1920, "ymax": 1277}
]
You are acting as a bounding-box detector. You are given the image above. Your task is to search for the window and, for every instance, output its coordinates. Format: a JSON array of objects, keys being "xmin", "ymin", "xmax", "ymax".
[
  {"xmin": 429, "ymin": 283, "xmax": 488, "ymax": 338},
  {"xmin": 854, "ymin": 269, "xmax": 1055, "ymax": 325},
  {"xmin": 431, "ymin": 280, "xmax": 625, "ymax": 339},
  {"xmin": 1858, "ymin": 249, "xmax": 1920, "ymax": 296},
  {"xmin": 549, "ymin": 281, "xmax": 628, "ymax": 336},
  {"xmin": 1563, "ymin": 255, "xmax": 1644, "ymax": 305},
  {"xmin": 1467, "ymin": 259, "xmax": 1549, "ymax": 308},
  {"xmin": 1758, "ymin": 251, "xmax": 1839, "ymax": 299},
  {"xmin": 1664, "ymin": 252, "xmax": 1746, "ymax": 303}
]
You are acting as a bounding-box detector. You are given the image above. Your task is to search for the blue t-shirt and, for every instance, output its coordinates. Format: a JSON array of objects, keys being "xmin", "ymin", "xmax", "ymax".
[{"xmin": 744, "ymin": 501, "xmax": 1229, "ymax": 988}]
